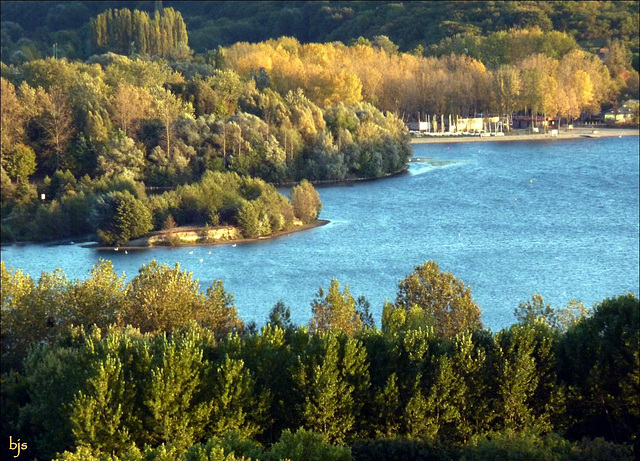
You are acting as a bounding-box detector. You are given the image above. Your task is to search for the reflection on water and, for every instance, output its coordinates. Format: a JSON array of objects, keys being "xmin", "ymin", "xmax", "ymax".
[{"xmin": 2, "ymin": 137, "xmax": 638, "ymax": 330}]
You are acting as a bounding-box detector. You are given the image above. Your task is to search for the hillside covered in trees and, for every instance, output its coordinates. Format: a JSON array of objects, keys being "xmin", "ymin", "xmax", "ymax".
[
  {"xmin": 2, "ymin": 2, "xmax": 639, "ymax": 246},
  {"xmin": 1, "ymin": 259, "xmax": 638, "ymax": 460},
  {"xmin": 1, "ymin": 1, "xmax": 639, "ymax": 65}
]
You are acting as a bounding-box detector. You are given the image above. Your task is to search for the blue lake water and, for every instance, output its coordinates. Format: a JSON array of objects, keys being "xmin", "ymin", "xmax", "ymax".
[{"xmin": 2, "ymin": 137, "xmax": 638, "ymax": 330}]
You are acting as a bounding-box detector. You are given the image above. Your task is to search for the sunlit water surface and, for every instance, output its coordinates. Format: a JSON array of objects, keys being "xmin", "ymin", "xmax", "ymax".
[{"xmin": 2, "ymin": 137, "xmax": 638, "ymax": 330}]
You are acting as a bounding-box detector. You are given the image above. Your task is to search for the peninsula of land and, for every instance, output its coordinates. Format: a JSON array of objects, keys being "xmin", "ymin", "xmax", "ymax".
[{"xmin": 86, "ymin": 219, "xmax": 330, "ymax": 251}]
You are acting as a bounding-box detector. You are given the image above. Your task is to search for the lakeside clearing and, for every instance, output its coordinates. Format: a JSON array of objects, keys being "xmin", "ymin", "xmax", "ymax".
[
  {"xmin": 85, "ymin": 219, "xmax": 330, "ymax": 251},
  {"xmin": 410, "ymin": 127, "xmax": 638, "ymax": 144}
]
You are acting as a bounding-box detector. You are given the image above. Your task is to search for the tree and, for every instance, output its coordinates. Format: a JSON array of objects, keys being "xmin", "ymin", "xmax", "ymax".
[
  {"xmin": 35, "ymin": 87, "xmax": 75, "ymax": 171},
  {"xmin": 291, "ymin": 179, "xmax": 322, "ymax": 224},
  {"xmin": 558, "ymin": 294, "xmax": 639, "ymax": 446},
  {"xmin": 237, "ymin": 200, "xmax": 259, "ymax": 238},
  {"xmin": 4, "ymin": 143, "xmax": 36, "ymax": 184},
  {"xmin": 97, "ymin": 131, "xmax": 146, "ymax": 180},
  {"xmin": 59, "ymin": 260, "xmax": 125, "ymax": 331},
  {"xmin": 206, "ymin": 355, "xmax": 267, "ymax": 439},
  {"xmin": 109, "ymin": 84, "xmax": 152, "ymax": 137},
  {"xmin": 294, "ymin": 332, "xmax": 356, "ymax": 443},
  {"xmin": 93, "ymin": 190, "xmax": 152, "ymax": 245},
  {"xmin": 310, "ymin": 278, "xmax": 364, "ymax": 336},
  {"xmin": 493, "ymin": 324, "xmax": 539, "ymax": 432},
  {"xmin": 494, "ymin": 65, "xmax": 521, "ymax": 129},
  {"xmin": 268, "ymin": 428, "xmax": 352, "ymax": 461},
  {"xmin": 395, "ymin": 261, "xmax": 482, "ymax": 338},
  {"xmin": 151, "ymin": 87, "xmax": 194, "ymax": 162},
  {"xmin": 122, "ymin": 261, "xmax": 205, "ymax": 333},
  {"xmin": 0, "ymin": 78, "xmax": 26, "ymax": 161},
  {"xmin": 143, "ymin": 333, "xmax": 212, "ymax": 450},
  {"xmin": 268, "ymin": 300, "xmax": 294, "ymax": 331},
  {"xmin": 69, "ymin": 355, "xmax": 132, "ymax": 455},
  {"xmin": 91, "ymin": 7, "xmax": 189, "ymax": 58},
  {"xmin": 202, "ymin": 280, "xmax": 243, "ymax": 337},
  {"xmin": 515, "ymin": 294, "xmax": 589, "ymax": 332}
]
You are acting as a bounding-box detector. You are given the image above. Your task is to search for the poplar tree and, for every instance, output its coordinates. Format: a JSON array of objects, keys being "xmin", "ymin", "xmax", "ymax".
[
  {"xmin": 206, "ymin": 354, "xmax": 267, "ymax": 438},
  {"xmin": 294, "ymin": 332, "xmax": 355, "ymax": 443},
  {"xmin": 493, "ymin": 324, "xmax": 539, "ymax": 432},
  {"xmin": 91, "ymin": 8, "xmax": 189, "ymax": 58},
  {"xmin": 143, "ymin": 333, "xmax": 212, "ymax": 450}
]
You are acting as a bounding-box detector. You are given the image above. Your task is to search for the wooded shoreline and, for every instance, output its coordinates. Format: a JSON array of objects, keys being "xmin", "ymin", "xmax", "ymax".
[{"xmin": 84, "ymin": 219, "xmax": 331, "ymax": 251}]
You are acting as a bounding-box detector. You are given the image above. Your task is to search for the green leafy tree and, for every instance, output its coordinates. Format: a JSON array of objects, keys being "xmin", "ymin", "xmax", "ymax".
[
  {"xmin": 122, "ymin": 261, "xmax": 205, "ymax": 333},
  {"xmin": 91, "ymin": 8, "xmax": 189, "ymax": 58},
  {"xmin": 237, "ymin": 200, "xmax": 259, "ymax": 238},
  {"xmin": 558, "ymin": 294, "xmax": 639, "ymax": 446},
  {"xmin": 97, "ymin": 131, "xmax": 146, "ymax": 180},
  {"xmin": 395, "ymin": 261, "xmax": 482, "ymax": 338},
  {"xmin": 515, "ymin": 294, "xmax": 589, "ymax": 332},
  {"xmin": 69, "ymin": 355, "xmax": 132, "ymax": 455},
  {"xmin": 143, "ymin": 333, "xmax": 212, "ymax": 450},
  {"xmin": 493, "ymin": 324, "xmax": 540, "ymax": 432},
  {"xmin": 291, "ymin": 179, "xmax": 322, "ymax": 224},
  {"xmin": 59, "ymin": 260, "xmax": 125, "ymax": 331},
  {"xmin": 294, "ymin": 332, "xmax": 356, "ymax": 443},
  {"xmin": 206, "ymin": 355, "xmax": 267, "ymax": 439},
  {"xmin": 310, "ymin": 279, "xmax": 364, "ymax": 336},
  {"xmin": 268, "ymin": 428, "xmax": 352, "ymax": 461},
  {"xmin": 93, "ymin": 191, "xmax": 152, "ymax": 246},
  {"xmin": 4, "ymin": 143, "xmax": 36, "ymax": 184}
]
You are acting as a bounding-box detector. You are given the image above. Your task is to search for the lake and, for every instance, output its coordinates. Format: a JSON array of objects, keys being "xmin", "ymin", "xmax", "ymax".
[{"xmin": 2, "ymin": 136, "xmax": 638, "ymax": 331}]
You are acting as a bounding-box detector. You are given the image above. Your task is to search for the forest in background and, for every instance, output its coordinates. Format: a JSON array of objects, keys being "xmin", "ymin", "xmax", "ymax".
[
  {"xmin": 2, "ymin": 3, "xmax": 639, "ymax": 245},
  {"xmin": 1, "ymin": 1, "xmax": 639, "ymax": 66}
]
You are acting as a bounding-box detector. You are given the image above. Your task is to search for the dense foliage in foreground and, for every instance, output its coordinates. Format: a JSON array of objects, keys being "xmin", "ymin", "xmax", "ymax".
[{"xmin": 1, "ymin": 260, "xmax": 637, "ymax": 460}]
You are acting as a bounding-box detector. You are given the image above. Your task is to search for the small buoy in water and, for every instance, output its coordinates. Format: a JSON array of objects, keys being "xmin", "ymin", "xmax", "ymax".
[
  {"xmin": 530, "ymin": 179, "xmax": 533, "ymax": 183},
  {"xmin": 70, "ymin": 241, "xmax": 74, "ymax": 244},
  {"xmin": 199, "ymin": 258, "xmax": 204, "ymax": 262},
  {"xmin": 124, "ymin": 250, "xmax": 128, "ymax": 254},
  {"xmin": 232, "ymin": 244, "xmax": 237, "ymax": 247},
  {"xmin": 514, "ymin": 198, "xmax": 518, "ymax": 201},
  {"xmin": 458, "ymin": 233, "xmax": 461, "ymax": 238},
  {"xmin": 188, "ymin": 250, "xmax": 194, "ymax": 254},
  {"xmin": 114, "ymin": 247, "xmax": 119, "ymax": 251},
  {"xmin": 618, "ymin": 135, "xmax": 622, "ymax": 138},
  {"xmin": 208, "ymin": 250, "xmax": 212, "ymax": 254}
]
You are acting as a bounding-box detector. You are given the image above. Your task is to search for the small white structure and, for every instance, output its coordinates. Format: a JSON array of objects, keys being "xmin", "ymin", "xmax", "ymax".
[
  {"xmin": 407, "ymin": 121, "xmax": 430, "ymax": 132},
  {"xmin": 551, "ymin": 129, "xmax": 558, "ymax": 137}
]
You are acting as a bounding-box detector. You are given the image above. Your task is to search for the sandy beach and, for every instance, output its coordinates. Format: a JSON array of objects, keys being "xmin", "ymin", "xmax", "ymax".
[{"xmin": 410, "ymin": 126, "xmax": 638, "ymax": 144}]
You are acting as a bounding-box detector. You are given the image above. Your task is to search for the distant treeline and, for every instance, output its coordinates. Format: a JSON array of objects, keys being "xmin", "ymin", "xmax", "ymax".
[
  {"xmin": 1, "ymin": 259, "xmax": 638, "ymax": 460},
  {"xmin": 1, "ymin": 1, "xmax": 638, "ymax": 65}
]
